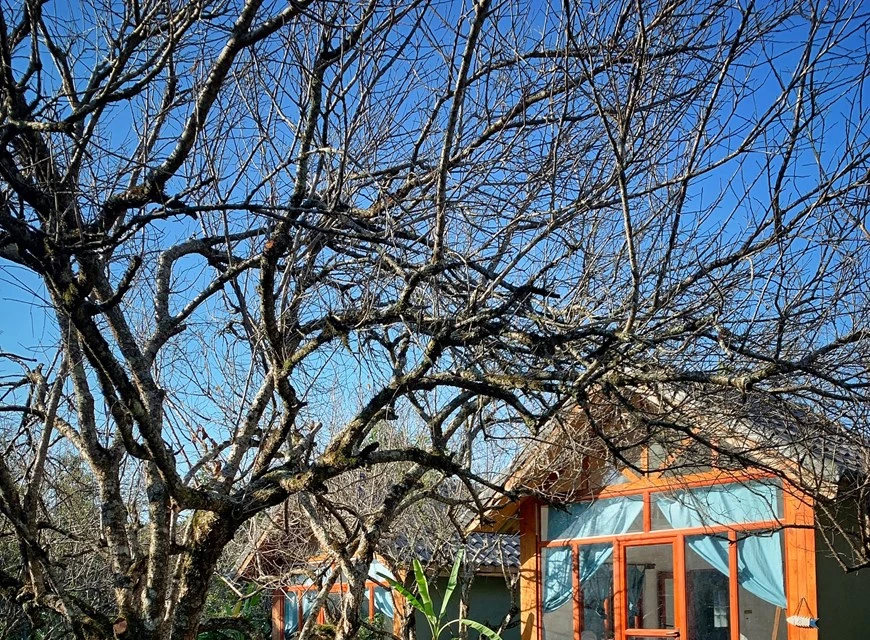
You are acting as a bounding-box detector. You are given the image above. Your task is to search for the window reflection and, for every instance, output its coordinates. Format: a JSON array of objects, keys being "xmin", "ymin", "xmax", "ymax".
[
  {"xmin": 686, "ymin": 535, "xmax": 730, "ymax": 640},
  {"xmin": 578, "ymin": 544, "xmax": 614, "ymax": 640},
  {"xmin": 624, "ymin": 544, "xmax": 674, "ymax": 630},
  {"xmin": 542, "ymin": 547, "xmax": 574, "ymax": 640}
]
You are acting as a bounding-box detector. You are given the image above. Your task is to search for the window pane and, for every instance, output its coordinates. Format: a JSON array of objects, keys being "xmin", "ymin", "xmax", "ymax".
[
  {"xmin": 542, "ymin": 547, "xmax": 574, "ymax": 640},
  {"xmin": 652, "ymin": 481, "xmax": 782, "ymax": 530},
  {"xmin": 373, "ymin": 587, "xmax": 394, "ymax": 627},
  {"xmin": 624, "ymin": 544, "xmax": 674, "ymax": 630},
  {"xmin": 285, "ymin": 592, "xmax": 299, "ymax": 638},
  {"xmin": 547, "ymin": 496, "xmax": 644, "ymax": 541},
  {"xmin": 301, "ymin": 591, "xmax": 317, "ymax": 622},
  {"xmin": 360, "ymin": 589, "xmax": 371, "ymax": 621},
  {"xmin": 686, "ymin": 535, "xmax": 731, "ymax": 640},
  {"xmin": 578, "ymin": 544, "xmax": 614, "ymax": 640},
  {"xmin": 324, "ymin": 592, "xmax": 343, "ymax": 624},
  {"xmin": 738, "ymin": 532, "xmax": 787, "ymax": 640}
]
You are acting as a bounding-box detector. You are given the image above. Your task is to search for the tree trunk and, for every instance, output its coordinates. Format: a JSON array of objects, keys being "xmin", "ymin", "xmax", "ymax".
[{"xmin": 168, "ymin": 512, "xmax": 238, "ymax": 640}]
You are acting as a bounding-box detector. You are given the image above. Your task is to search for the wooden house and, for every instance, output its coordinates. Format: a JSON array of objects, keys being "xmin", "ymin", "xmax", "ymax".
[
  {"xmin": 474, "ymin": 386, "xmax": 870, "ymax": 640},
  {"xmin": 237, "ymin": 530, "xmax": 520, "ymax": 640}
]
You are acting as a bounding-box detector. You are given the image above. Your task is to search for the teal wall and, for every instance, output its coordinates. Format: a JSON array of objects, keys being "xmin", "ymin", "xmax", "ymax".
[{"xmin": 414, "ymin": 575, "xmax": 518, "ymax": 640}]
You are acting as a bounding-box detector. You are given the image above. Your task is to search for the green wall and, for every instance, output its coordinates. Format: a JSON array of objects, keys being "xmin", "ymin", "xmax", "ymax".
[
  {"xmin": 815, "ymin": 531, "xmax": 870, "ymax": 640},
  {"xmin": 413, "ymin": 575, "xmax": 518, "ymax": 640}
]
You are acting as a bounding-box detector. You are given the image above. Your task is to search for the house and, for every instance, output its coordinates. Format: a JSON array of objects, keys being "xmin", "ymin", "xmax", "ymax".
[
  {"xmin": 273, "ymin": 558, "xmax": 397, "ymax": 638},
  {"xmin": 238, "ymin": 527, "xmax": 521, "ymax": 640},
  {"xmin": 473, "ymin": 386, "xmax": 870, "ymax": 640}
]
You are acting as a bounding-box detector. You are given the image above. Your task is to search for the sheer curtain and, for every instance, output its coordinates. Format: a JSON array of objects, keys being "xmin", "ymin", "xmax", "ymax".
[
  {"xmin": 548, "ymin": 496, "xmax": 644, "ymax": 540},
  {"xmin": 580, "ymin": 546, "xmax": 614, "ymax": 627},
  {"xmin": 654, "ymin": 481, "xmax": 780, "ymax": 528},
  {"xmin": 737, "ymin": 534, "xmax": 787, "ymax": 608},
  {"xmin": 656, "ymin": 482, "xmax": 786, "ymax": 608},
  {"xmin": 543, "ymin": 547, "xmax": 573, "ymax": 612},
  {"xmin": 369, "ymin": 560, "xmax": 396, "ymax": 617},
  {"xmin": 543, "ymin": 497, "xmax": 645, "ymax": 613},
  {"xmin": 301, "ymin": 591, "xmax": 317, "ymax": 622},
  {"xmin": 373, "ymin": 587, "xmax": 395, "ymax": 618},
  {"xmin": 284, "ymin": 592, "xmax": 299, "ymax": 638}
]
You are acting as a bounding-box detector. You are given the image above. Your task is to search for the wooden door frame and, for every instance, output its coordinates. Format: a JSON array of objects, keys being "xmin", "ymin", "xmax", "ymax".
[{"xmin": 618, "ymin": 536, "xmax": 685, "ymax": 640}]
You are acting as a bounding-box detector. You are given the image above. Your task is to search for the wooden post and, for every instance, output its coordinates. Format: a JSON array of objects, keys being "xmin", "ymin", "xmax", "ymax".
[
  {"xmin": 783, "ymin": 490, "xmax": 817, "ymax": 640},
  {"xmin": 519, "ymin": 498, "xmax": 540, "ymax": 640},
  {"xmin": 272, "ymin": 589, "xmax": 284, "ymax": 640}
]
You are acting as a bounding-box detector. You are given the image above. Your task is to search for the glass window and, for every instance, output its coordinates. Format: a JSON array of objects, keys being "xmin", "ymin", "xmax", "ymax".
[
  {"xmin": 737, "ymin": 532, "xmax": 787, "ymax": 640},
  {"xmin": 542, "ymin": 547, "xmax": 574, "ymax": 640},
  {"xmin": 546, "ymin": 495, "xmax": 644, "ymax": 541},
  {"xmin": 285, "ymin": 591, "xmax": 299, "ymax": 638},
  {"xmin": 624, "ymin": 544, "xmax": 674, "ymax": 630},
  {"xmin": 360, "ymin": 589, "xmax": 371, "ymax": 620},
  {"xmin": 373, "ymin": 587, "xmax": 394, "ymax": 630},
  {"xmin": 301, "ymin": 590, "xmax": 317, "ymax": 622},
  {"xmin": 651, "ymin": 481, "xmax": 782, "ymax": 530},
  {"xmin": 324, "ymin": 591, "xmax": 343, "ymax": 624},
  {"xmin": 578, "ymin": 544, "xmax": 614, "ymax": 640},
  {"xmin": 685, "ymin": 535, "xmax": 731, "ymax": 640}
]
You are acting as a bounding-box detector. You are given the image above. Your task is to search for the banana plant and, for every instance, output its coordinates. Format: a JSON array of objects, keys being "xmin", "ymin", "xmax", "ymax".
[{"xmin": 379, "ymin": 550, "xmax": 502, "ymax": 640}]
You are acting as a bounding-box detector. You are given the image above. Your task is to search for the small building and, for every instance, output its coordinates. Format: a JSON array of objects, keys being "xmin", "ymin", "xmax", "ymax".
[
  {"xmin": 274, "ymin": 559, "xmax": 397, "ymax": 638},
  {"xmin": 240, "ymin": 529, "xmax": 521, "ymax": 640},
  {"xmin": 475, "ymin": 387, "xmax": 870, "ymax": 640}
]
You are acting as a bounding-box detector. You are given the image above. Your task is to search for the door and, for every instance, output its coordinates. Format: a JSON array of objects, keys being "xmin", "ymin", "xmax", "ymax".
[{"xmin": 621, "ymin": 540, "xmax": 680, "ymax": 640}]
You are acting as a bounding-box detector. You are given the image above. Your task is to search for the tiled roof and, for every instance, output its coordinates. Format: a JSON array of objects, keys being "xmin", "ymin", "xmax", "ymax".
[
  {"xmin": 382, "ymin": 531, "xmax": 519, "ymax": 570},
  {"xmin": 464, "ymin": 532, "xmax": 519, "ymax": 569}
]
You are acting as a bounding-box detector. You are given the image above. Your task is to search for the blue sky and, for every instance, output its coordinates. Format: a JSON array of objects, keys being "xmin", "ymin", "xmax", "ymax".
[{"xmin": 0, "ymin": 0, "xmax": 868, "ymax": 473}]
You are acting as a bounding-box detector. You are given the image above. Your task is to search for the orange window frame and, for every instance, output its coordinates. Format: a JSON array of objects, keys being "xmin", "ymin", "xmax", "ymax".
[
  {"xmin": 283, "ymin": 581, "xmax": 386, "ymax": 629},
  {"xmin": 528, "ymin": 472, "xmax": 817, "ymax": 640}
]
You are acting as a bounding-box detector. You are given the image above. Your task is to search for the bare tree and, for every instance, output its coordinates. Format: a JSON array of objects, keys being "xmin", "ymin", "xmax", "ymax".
[{"xmin": 0, "ymin": 0, "xmax": 868, "ymax": 639}]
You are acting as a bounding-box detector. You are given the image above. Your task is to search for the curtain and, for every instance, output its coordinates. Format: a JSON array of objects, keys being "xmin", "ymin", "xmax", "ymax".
[
  {"xmin": 373, "ymin": 586, "xmax": 395, "ymax": 618},
  {"xmin": 369, "ymin": 559, "xmax": 395, "ymax": 582},
  {"xmin": 543, "ymin": 546, "xmax": 573, "ymax": 613},
  {"xmin": 285, "ymin": 592, "xmax": 299, "ymax": 638},
  {"xmin": 657, "ymin": 485, "xmax": 787, "ymax": 610},
  {"xmin": 368, "ymin": 560, "xmax": 395, "ymax": 617},
  {"xmin": 737, "ymin": 534, "xmax": 787, "ymax": 608},
  {"xmin": 686, "ymin": 535, "xmax": 730, "ymax": 577},
  {"xmin": 543, "ymin": 497, "xmax": 644, "ymax": 613},
  {"xmin": 578, "ymin": 544, "xmax": 613, "ymax": 584},
  {"xmin": 548, "ymin": 495, "xmax": 644, "ymax": 540},
  {"xmin": 578, "ymin": 544, "xmax": 613, "ymax": 624},
  {"xmin": 654, "ymin": 481, "xmax": 780, "ymax": 529},
  {"xmin": 302, "ymin": 591, "xmax": 317, "ymax": 621}
]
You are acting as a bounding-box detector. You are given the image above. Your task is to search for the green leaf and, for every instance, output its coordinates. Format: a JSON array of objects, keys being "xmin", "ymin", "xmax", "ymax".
[
  {"xmin": 231, "ymin": 599, "xmax": 243, "ymax": 617},
  {"xmin": 412, "ymin": 558, "xmax": 435, "ymax": 619},
  {"xmin": 439, "ymin": 549, "xmax": 464, "ymax": 619},
  {"xmin": 459, "ymin": 619, "xmax": 503, "ymax": 640},
  {"xmin": 377, "ymin": 574, "xmax": 428, "ymax": 615}
]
